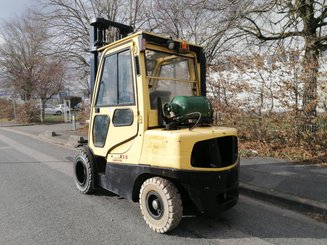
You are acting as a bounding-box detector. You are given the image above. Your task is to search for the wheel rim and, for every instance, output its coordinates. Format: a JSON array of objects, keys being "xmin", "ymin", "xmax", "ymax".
[
  {"xmin": 145, "ymin": 191, "xmax": 164, "ymax": 219},
  {"xmin": 75, "ymin": 160, "xmax": 86, "ymax": 186}
]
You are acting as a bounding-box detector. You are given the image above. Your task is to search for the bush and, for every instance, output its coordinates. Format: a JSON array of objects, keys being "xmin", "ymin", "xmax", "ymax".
[
  {"xmin": 216, "ymin": 110, "xmax": 327, "ymax": 164},
  {"xmin": 16, "ymin": 101, "xmax": 40, "ymax": 123},
  {"xmin": 0, "ymin": 98, "xmax": 14, "ymax": 121}
]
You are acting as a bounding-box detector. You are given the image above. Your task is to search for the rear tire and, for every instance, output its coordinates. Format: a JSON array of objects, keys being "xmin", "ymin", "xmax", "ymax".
[
  {"xmin": 73, "ymin": 148, "xmax": 95, "ymax": 194},
  {"xmin": 139, "ymin": 177, "xmax": 183, "ymax": 233}
]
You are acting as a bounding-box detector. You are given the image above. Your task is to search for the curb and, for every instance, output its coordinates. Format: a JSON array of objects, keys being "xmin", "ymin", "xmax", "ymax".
[
  {"xmin": 239, "ymin": 182, "xmax": 327, "ymax": 215},
  {"xmin": 0, "ymin": 123, "xmax": 35, "ymax": 127},
  {"xmin": 38, "ymin": 132, "xmax": 81, "ymax": 149}
]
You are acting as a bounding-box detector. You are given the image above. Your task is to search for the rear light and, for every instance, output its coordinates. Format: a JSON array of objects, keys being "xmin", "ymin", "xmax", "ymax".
[{"xmin": 180, "ymin": 40, "xmax": 189, "ymax": 53}]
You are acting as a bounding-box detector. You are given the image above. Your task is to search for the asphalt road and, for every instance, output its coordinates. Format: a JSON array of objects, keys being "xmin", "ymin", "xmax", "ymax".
[{"xmin": 1, "ymin": 127, "xmax": 327, "ymax": 245}]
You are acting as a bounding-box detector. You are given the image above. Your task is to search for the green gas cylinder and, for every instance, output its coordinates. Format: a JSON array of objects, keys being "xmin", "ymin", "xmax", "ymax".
[{"xmin": 163, "ymin": 96, "xmax": 213, "ymax": 123}]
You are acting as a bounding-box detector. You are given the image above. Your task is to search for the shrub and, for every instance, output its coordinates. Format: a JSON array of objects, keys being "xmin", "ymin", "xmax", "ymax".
[
  {"xmin": 216, "ymin": 110, "xmax": 327, "ymax": 164},
  {"xmin": 16, "ymin": 101, "xmax": 40, "ymax": 123},
  {"xmin": 0, "ymin": 98, "xmax": 14, "ymax": 121}
]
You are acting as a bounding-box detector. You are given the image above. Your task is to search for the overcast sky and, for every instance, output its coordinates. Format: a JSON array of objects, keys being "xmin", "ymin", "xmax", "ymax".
[{"xmin": 0, "ymin": 0, "xmax": 38, "ymax": 22}]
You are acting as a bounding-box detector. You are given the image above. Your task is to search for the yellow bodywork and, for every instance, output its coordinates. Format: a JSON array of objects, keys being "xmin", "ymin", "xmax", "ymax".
[
  {"xmin": 88, "ymin": 31, "xmax": 238, "ymax": 172},
  {"xmin": 140, "ymin": 127, "xmax": 238, "ymax": 171}
]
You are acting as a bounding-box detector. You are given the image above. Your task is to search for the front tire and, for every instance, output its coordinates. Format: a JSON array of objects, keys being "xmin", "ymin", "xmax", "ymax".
[
  {"xmin": 139, "ymin": 177, "xmax": 183, "ymax": 233},
  {"xmin": 73, "ymin": 148, "xmax": 95, "ymax": 194}
]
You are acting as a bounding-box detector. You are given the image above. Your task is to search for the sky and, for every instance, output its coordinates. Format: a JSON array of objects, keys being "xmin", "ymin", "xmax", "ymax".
[{"xmin": 0, "ymin": 0, "xmax": 37, "ymax": 22}]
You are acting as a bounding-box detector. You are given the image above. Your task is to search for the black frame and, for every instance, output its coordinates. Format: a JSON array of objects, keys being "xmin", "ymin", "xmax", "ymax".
[{"xmin": 96, "ymin": 161, "xmax": 239, "ymax": 214}]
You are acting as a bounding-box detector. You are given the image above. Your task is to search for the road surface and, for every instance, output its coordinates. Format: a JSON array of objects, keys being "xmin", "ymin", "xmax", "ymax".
[{"xmin": 0, "ymin": 127, "xmax": 327, "ymax": 245}]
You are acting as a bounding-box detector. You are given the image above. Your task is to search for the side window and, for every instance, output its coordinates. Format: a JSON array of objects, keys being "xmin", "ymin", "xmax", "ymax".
[
  {"xmin": 93, "ymin": 115, "xmax": 110, "ymax": 147},
  {"xmin": 96, "ymin": 49, "xmax": 134, "ymax": 106},
  {"xmin": 112, "ymin": 109, "xmax": 133, "ymax": 126},
  {"xmin": 96, "ymin": 55, "xmax": 117, "ymax": 106},
  {"xmin": 118, "ymin": 50, "xmax": 134, "ymax": 104}
]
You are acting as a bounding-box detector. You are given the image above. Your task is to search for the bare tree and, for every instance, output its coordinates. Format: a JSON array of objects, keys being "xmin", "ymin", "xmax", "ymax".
[
  {"xmin": 39, "ymin": 0, "xmax": 99, "ymax": 95},
  {"xmin": 0, "ymin": 11, "xmax": 66, "ymax": 122},
  {"xmin": 233, "ymin": 0, "xmax": 327, "ymax": 131},
  {"xmin": 144, "ymin": 0, "xmax": 244, "ymax": 63},
  {"xmin": 39, "ymin": 0, "xmax": 146, "ymax": 96},
  {"xmin": 0, "ymin": 13, "xmax": 47, "ymax": 101},
  {"xmin": 36, "ymin": 57, "xmax": 66, "ymax": 121}
]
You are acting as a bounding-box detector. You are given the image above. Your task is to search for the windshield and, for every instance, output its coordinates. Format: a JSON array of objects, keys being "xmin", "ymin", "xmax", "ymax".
[{"xmin": 145, "ymin": 50, "xmax": 198, "ymax": 109}]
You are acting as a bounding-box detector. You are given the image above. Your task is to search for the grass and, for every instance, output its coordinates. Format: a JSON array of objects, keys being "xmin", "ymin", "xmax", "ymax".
[
  {"xmin": 43, "ymin": 115, "xmax": 65, "ymax": 123},
  {"xmin": 42, "ymin": 111, "xmax": 85, "ymax": 124},
  {"xmin": 0, "ymin": 118, "xmax": 10, "ymax": 123}
]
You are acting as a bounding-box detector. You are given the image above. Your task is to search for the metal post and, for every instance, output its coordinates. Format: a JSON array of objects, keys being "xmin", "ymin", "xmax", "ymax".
[
  {"xmin": 39, "ymin": 98, "xmax": 43, "ymax": 123},
  {"xmin": 72, "ymin": 110, "xmax": 76, "ymax": 130},
  {"xmin": 13, "ymin": 99, "xmax": 16, "ymax": 123}
]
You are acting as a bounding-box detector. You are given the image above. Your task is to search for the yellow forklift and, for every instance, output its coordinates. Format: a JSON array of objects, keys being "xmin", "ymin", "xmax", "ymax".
[{"xmin": 74, "ymin": 18, "xmax": 239, "ymax": 233}]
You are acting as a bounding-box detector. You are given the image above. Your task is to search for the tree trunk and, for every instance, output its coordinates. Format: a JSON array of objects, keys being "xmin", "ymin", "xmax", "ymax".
[
  {"xmin": 40, "ymin": 100, "xmax": 46, "ymax": 123},
  {"xmin": 302, "ymin": 36, "xmax": 319, "ymax": 132}
]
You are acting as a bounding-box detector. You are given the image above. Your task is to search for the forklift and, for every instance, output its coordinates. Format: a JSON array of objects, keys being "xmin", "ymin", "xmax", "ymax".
[{"xmin": 74, "ymin": 17, "xmax": 239, "ymax": 233}]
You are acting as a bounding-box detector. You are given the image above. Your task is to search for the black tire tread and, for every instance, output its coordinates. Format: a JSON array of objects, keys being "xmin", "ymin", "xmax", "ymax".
[{"xmin": 74, "ymin": 148, "xmax": 95, "ymax": 194}]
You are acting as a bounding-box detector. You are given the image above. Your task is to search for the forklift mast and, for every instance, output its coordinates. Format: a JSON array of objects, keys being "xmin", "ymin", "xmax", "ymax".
[{"xmin": 89, "ymin": 17, "xmax": 134, "ymax": 101}]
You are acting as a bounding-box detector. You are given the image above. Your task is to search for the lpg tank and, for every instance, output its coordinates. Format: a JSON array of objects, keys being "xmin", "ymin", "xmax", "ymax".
[{"xmin": 163, "ymin": 96, "xmax": 213, "ymax": 124}]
